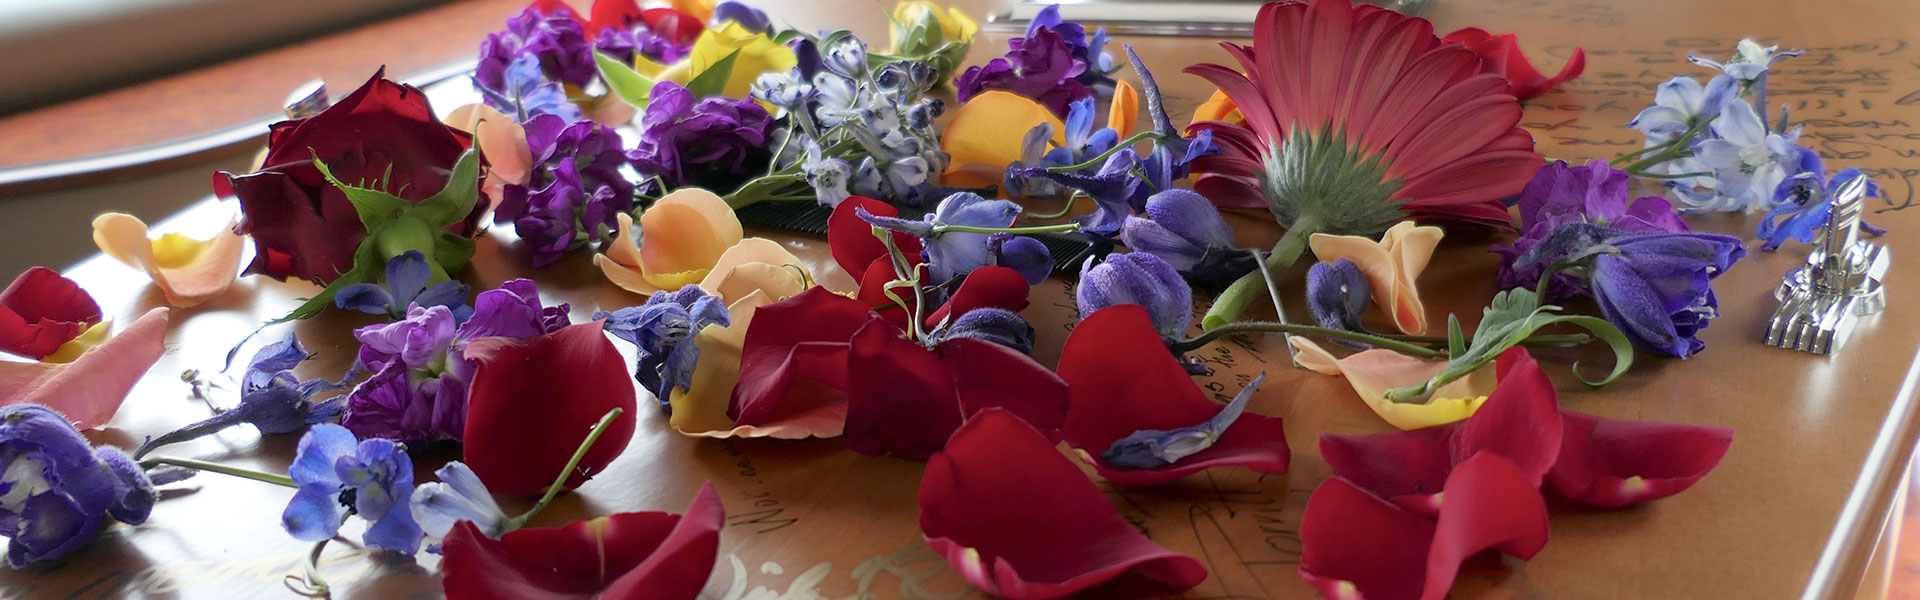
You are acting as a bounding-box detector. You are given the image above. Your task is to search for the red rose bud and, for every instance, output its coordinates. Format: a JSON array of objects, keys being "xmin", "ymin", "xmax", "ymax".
[
  {"xmin": 213, "ymin": 68, "xmax": 483, "ymax": 285},
  {"xmin": 462, "ymin": 322, "xmax": 637, "ymax": 495}
]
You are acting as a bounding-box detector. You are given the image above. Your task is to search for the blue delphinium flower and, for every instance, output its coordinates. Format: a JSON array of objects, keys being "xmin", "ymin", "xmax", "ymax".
[
  {"xmin": 1757, "ymin": 146, "xmax": 1889, "ymax": 251},
  {"xmin": 750, "ymin": 39, "xmax": 948, "ymax": 207},
  {"xmin": 1689, "ymin": 38, "xmax": 1802, "ymax": 116},
  {"xmin": 1121, "ymin": 189, "xmax": 1239, "ymax": 279},
  {"xmin": 336, "ymin": 251, "xmax": 473, "ymax": 321},
  {"xmin": 1103, "ymin": 372, "xmax": 1266, "ymax": 469},
  {"xmin": 1515, "ymin": 223, "xmax": 1745, "ymax": 358},
  {"xmin": 0, "ymin": 404, "xmax": 155, "ymax": 567},
  {"xmin": 282, "ymin": 424, "xmax": 422, "ymax": 554},
  {"xmin": 861, "ymin": 192, "xmax": 1023, "ymax": 285},
  {"xmin": 411, "ymin": 461, "xmax": 509, "ymax": 550},
  {"xmin": 1693, "ymin": 99, "xmax": 1801, "ymax": 213},
  {"xmin": 987, "ymin": 233, "xmax": 1053, "ymax": 286},
  {"xmin": 1627, "ymin": 75, "xmax": 1738, "ymax": 144},
  {"xmin": 1077, "ymin": 252, "xmax": 1192, "ymax": 340},
  {"xmin": 1306, "ymin": 259, "xmax": 1372, "ymax": 336},
  {"xmin": 499, "ymin": 114, "xmax": 637, "ymax": 268},
  {"xmin": 134, "ymin": 332, "xmax": 347, "ymax": 458},
  {"xmin": 595, "ymin": 286, "xmax": 729, "ymax": 411},
  {"xmin": 475, "ymin": 54, "xmax": 583, "ymax": 123}
]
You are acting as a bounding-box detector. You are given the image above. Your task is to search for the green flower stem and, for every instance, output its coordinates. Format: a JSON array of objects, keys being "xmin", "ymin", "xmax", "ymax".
[
  {"xmin": 504, "ymin": 407, "xmax": 626, "ymax": 530},
  {"xmin": 1201, "ymin": 217, "xmax": 1319, "ymax": 330},
  {"xmin": 724, "ymin": 172, "xmax": 810, "ymax": 210},
  {"xmin": 283, "ymin": 540, "xmax": 331, "ymax": 598},
  {"xmin": 1024, "ymin": 192, "xmax": 1084, "ymax": 220},
  {"xmin": 1171, "ymin": 321, "xmax": 1444, "ymax": 358},
  {"xmin": 1611, "ymin": 118, "xmax": 1713, "ymax": 172},
  {"xmin": 1385, "ymin": 333, "xmax": 1595, "ymax": 347},
  {"xmin": 1045, "ymin": 131, "xmax": 1176, "ymax": 173},
  {"xmin": 933, "ymin": 222, "xmax": 1082, "ymax": 235},
  {"xmin": 139, "ymin": 456, "xmax": 296, "ymax": 488}
]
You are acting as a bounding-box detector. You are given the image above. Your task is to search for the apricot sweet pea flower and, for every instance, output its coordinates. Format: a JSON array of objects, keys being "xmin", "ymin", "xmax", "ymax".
[
  {"xmin": 920, "ymin": 409, "xmax": 1208, "ymax": 598},
  {"xmin": 1291, "ymin": 338, "xmax": 1492, "ymax": 431},
  {"xmin": 1442, "ymin": 27, "xmax": 1587, "ymax": 101},
  {"xmin": 595, "ymin": 188, "xmax": 808, "ymax": 302},
  {"xmin": 0, "ymin": 308, "xmax": 169, "ymax": 429},
  {"xmin": 90, "ymin": 214, "xmax": 244, "ymax": 308},
  {"xmin": 440, "ymin": 482, "xmax": 723, "ymax": 600},
  {"xmin": 940, "ymin": 91, "xmax": 1065, "ymax": 189},
  {"xmin": 1309, "ymin": 221, "xmax": 1442, "ymax": 335},
  {"xmin": 0, "ymin": 268, "xmax": 103, "ymax": 361},
  {"xmin": 446, "ymin": 103, "xmax": 534, "ymax": 200}
]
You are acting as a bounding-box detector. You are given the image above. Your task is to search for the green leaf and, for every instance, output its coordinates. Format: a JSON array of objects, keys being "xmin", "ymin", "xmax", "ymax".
[
  {"xmin": 595, "ymin": 51, "xmax": 655, "ymax": 108},
  {"xmin": 1382, "ymin": 286, "xmax": 1634, "ymax": 402},
  {"xmin": 1530, "ymin": 315, "xmax": 1635, "ymax": 386},
  {"xmin": 312, "ymin": 151, "xmax": 408, "ymax": 227},
  {"xmin": 410, "ymin": 149, "xmax": 483, "ymax": 227},
  {"xmin": 434, "ymin": 233, "xmax": 477, "ymax": 275},
  {"xmin": 685, "ymin": 49, "xmax": 740, "ymax": 98},
  {"xmin": 1446, "ymin": 314, "xmax": 1466, "ymax": 357}
]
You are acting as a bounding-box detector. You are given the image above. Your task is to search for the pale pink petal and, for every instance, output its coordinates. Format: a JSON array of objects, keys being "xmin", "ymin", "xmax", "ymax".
[{"xmin": 0, "ymin": 308, "xmax": 170, "ymax": 429}]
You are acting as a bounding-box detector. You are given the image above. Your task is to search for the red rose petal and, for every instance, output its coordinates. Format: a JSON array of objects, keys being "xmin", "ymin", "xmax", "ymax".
[
  {"xmin": 0, "ymin": 267, "xmax": 103, "ymax": 359},
  {"xmin": 463, "ymin": 322, "xmax": 637, "ymax": 495},
  {"xmin": 1547, "ymin": 409, "xmax": 1734, "ymax": 508},
  {"xmin": 856, "ymin": 256, "xmax": 913, "ymax": 330},
  {"xmin": 925, "ymin": 265, "xmax": 1033, "ymax": 329},
  {"xmin": 587, "ymin": 0, "xmax": 643, "ymax": 38},
  {"xmin": 920, "ymin": 409, "xmax": 1208, "ymax": 598},
  {"xmin": 441, "ymin": 482, "xmax": 723, "ymax": 600},
  {"xmin": 1299, "ymin": 453, "xmax": 1550, "ymax": 600},
  {"xmin": 531, "ymin": 0, "xmax": 581, "ymax": 20},
  {"xmin": 828, "ymin": 196, "xmax": 922, "ymax": 280},
  {"xmin": 1320, "ymin": 348, "xmax": 1562, "ymax": 515},
  {"xmin": 0, "ymin": 307, "xmax": 169, "ymax": 429},
  {"xmin": 1441, "ymin": 27, "xmax": 1586, "ymax": 100},
  {"xmin": 1057, "ymin": 305, "xmax": 1288, "ymax": 487},
  {"xmin": 640, "ymin": 7, "xmax": 703, "ymax": 46},
  {"xmin": 844, "ymin": 315, "xmax": 963, "ymax": 460},
  {"xmin": 940, "ymin": 337, "xmax": 1069, "ymax": 436},
  {"xmin": 729, "ymin": 288, "xmax": 869, "ymax": 425}
]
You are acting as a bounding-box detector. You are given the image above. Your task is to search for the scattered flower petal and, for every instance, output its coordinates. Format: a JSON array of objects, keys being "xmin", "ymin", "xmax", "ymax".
[
  {"xmin": 90, "ymin": 214, "xmax": 244, "ymax": 308},
  {"xmin": 440, "ymin": 482, "xmax": 723, "ymax": 600},
  {"xmin": 1289, "ymin": 338, "xmax": 1493, "ymax": 431},
  {"xmin": 0, "ymin": 308, "xmax": 170, "ymax": 429},
  {"xmin": 463, "ymin": 323, "xmax": 638, "ymax": 495},
  {"xmin": 0, "ymin": 268, "xmax": 103, "ymax": 361},
  {"xmin": 1548, "ymin": 409, "xmax": 1733, "ymax": 508}
]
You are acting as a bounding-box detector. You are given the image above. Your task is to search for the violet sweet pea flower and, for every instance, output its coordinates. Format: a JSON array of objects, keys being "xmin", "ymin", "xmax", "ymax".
[
  {"xmin": 1077, "ymin": 252, "xmax": 1192, "ymax": 340},
  {"xmin": 627, "ymin": 82, "xmax": 774, "ymax": 191},
  {"xmin": 497, "ymin": 114, "xmax": 635, "ymax": 268},
  {"xmin": 1493, "ymin": 160, "xmax": 1692, "ymax": 293},
  {"xmin": 282, "ymin": 424, "xmax": 422, "ymax": 554},
  {"xmin": 0, "ymin": 404, "xmax": 155, "ymax": 567},
  {"xmin": 476, "ymin": 7, "xmax": 595, "ymax": 89}
]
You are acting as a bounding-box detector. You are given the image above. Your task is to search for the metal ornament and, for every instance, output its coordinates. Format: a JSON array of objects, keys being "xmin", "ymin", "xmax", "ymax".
[{"xmin": 1764, "ymin": 176, "xmax": 1889, "ymax": 355}]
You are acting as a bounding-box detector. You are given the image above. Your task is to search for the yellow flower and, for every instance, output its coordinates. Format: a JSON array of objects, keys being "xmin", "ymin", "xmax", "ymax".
[
  {"xmin": 890, "ymin": 1, "xmax": 979, "ymax": 50},
  {"xmin": 1309, "ymin": 221, "xmax": 1443, "ymax": 335},
  {"xmin": 91, "ymin": 213, "xmax": 245, "ymax": 308},
  {"xmin": 671, "ymin": 0, "xmax": 716, "ymax": 22},
  {"xmin": 656, "ymin": 22, "xmax": 796, "ymax": 100},
  {"xmin": 1108, "ymin": 79, "xmax": 1139, "ymax": 140},
  {"xmin": 939, "ymin": 91, "xmax": 1066, "ymax": 189},
  {"xmin": 594, "ymin": 188, "xmax": 812, "ymax": 305},
  {"xmin": 1291, "ymin": 338, "xmax": 1493, "ymax": 430}
]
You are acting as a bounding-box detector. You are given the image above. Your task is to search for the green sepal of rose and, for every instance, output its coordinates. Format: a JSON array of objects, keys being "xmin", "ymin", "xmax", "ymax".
[
  {"xmin": 268, "ymin": 148, "xmax": 482, "ymax": 324},
  {"xmin": 1383, "ymin": 286, "xmax": 1635, "ymax": 403}
]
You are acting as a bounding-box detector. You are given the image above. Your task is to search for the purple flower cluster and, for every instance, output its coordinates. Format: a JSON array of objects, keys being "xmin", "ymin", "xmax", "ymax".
[
  {"xmin": 594, "ymin": 24, "xmax": 691, "ymax": 67},
  {"xmin": 628, "ymin": 81, "xmax": 774, "ymax": 190},
  {"xmin": 477, "ymin": 7, "xmax": 595, "ymax": 89},
  {"xmin": 1493, "ymin": 160, "xmax": 1692, "ymax": 295},
  {"xmin": 341, "ymin": 279, "xmax": 570, "ymax": 444},
  {"xmin": 497, "ymin": 114, "xmax": 636, "ymax": 267},
  {"xmin": 953, "ymin": 4, "xmax": 1115, "ymax": 117}
]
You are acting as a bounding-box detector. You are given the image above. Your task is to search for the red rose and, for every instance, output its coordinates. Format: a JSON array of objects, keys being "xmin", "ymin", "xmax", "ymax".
[{"xmin": 213, "ymin": 68, "xmax": 484, "ymax": 285}]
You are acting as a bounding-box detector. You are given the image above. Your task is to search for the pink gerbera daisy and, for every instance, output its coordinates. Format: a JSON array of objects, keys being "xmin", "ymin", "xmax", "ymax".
[{"xmin": 1186, "ymin": 0, "xmax": 1542, "ymax": 236}]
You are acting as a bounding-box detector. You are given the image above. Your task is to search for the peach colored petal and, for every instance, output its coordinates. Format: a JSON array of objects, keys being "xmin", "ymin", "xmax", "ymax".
[
  {"xmin": 583, "ymin": 93, "xmax": 635, "ymax": 127},
  {"xmin": 638, "ymin": 188, "xmax": 744, "ymax": 290},
  {"xmin": 941, "ymin": 90, "xmax": 1067, "ymax": 189},
  {"xmin": 1289, "ymin": 338, "xmax": 1490, "ymax": 430},
  {"xmin": 696, "ymin": 238, "xmax": 810, "ymax": 305},
  {"xmin": 1308, "ymin": 221, "xmax": 1443, "ymax": 335},
  {"xmin": 595, "ymin": 213, "xmax": 666, "ymax": 296},
  {"xmin": 1190, "ymin": 89, "xmax": 1244, "ymax": 126},
  {"xmin": 0, "ymin": 308, "xmax": 170, "ymax": 429},
  {"xmin": 91, "ymin": 213, "xmax": 244, "ymax": 308},
  {"xmin": 671, "ymin": 291, "xmax": 846, "ymax": 439},
  {"xmin": 1108, "ymin": 79, "xmax": 1139, "ymax": 140},
  {"xmin": 446, "ymin": 103, "xmax": 533, "ymax": 198}
]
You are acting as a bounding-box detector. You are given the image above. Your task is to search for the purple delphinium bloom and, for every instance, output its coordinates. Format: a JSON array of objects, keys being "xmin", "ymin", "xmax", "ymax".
[
  {"xmin": 1003, "ymin": 96, "xmax": 1119, "ymax": 197},
  {"xmin": 861, "ymin": 192, "xmax": 1023, "ymax": 285},
  {"xmin": 1493, "ymin": 160, "xmax": 1692, "ymax": 296},
  {"xmin": 1758, "ymin": 146, "xmax": 1888, "ymax": 251},
  {"xmin": 1104, "ymin": 372, "xmax": 1265, "ymax": 469},
  {"xmin": 133, "ymin": 332, "xmax": 347, "ymax": 458},
  {"xmin": 336, "ymin": 251, "xmax": 473, "ymax": 320},
  {"xmin": 1077, "ymin": 252, "xmax": 1192, "ymax": 340},
  {"xmin": 594, "ymin": 287, "xmax": 729, "ymax": 411},
  {"xmin": 474, "ymin": 54, "xmax": 583, "ymax": 123},
  {"xmin": 628, "ymin": 82, "xmax": 775, "ymax": 190},
  {"xmin": 931, "ymin": 308, "xmax": 1037, "ymax": 355},
  {"xmin": 1306, "ymin": 259, "xmax": 1372, "ymax": 336},
  {"xmin": 411, "ymin": 461, "xmax": 509, "ymax": 550},
  {"xmin": 1009, "ymin": 148, "xmax": 1140, "ymax": 236},
  {"xmin": 475, "ymin": 7, "xmax": 595, "ymax": 90},
  {"xmin": 0, "ymin": 404, "xmax": 155, "ymax": 567},
  {"xmin": 342, "ymin": 280, "xmax": 570, "ymax": 443},
  {"xmin": 1514, "ymin": 223, "xmax": 1745, "ymax": 358},
  {"xmin": 988, "ymin": 233, "xmax": 1053, "ymax": 286},
  {"xmin": 282, "ymin": 424, "xmax": 422, "ymax": 554},
  {"xmin": 1120, "ymin": 189, "xmax": 1236, "ymax": 275},
  {"xmin": 497, "ymin": 114, "xmax": 636, "ymax": 268}
]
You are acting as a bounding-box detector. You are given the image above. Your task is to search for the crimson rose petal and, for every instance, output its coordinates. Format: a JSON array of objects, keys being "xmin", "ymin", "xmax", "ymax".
[
  {"xmin": 1057, "ymin": 305, "xmax": 1288, "ymax": 487},
  {"xmin": 920, "ymin": 409, "xmax": 1208, "ymax": 598},
  {"xmin": 1441, "ymin": 28, "xmax": 1587, "ymax": 101},
  {"xmin": 441, "ymin": 482, "xmax": 723, "ymax": 600},
  {"xmin": 1299, "ymin": 452, "xmax": 1550, "ymax": 600},
  {"xmin": 729, "ymin": 288, "xmax": 869, "ymax": 425},
  {"xmin": 940, "ymin": 337, "xmax": 1068, "ymax": 436},
  {"xmin": 462, "ymin": 322, "xmax": 637, "ymax": 495},
  {"xmin": 1319, "ymin": 348, "xmax": 1562, "ymax": 515},
  {"xmin": 1547, "ymin": 409, "xmax": 1733, "ymax": 508},
  {"xmin": 828, "ymin": 196, "xmax": 923, "ymax": 279},
  {"xmin": 924, "ymin": 265, "xmax": 1032, "ymax": 328},
  {"xmin": 0, "ymin": 267, "xmax": 102, "ymax": 360},
  {"xmin": 845, "ymin": 315, "xmax": 964, "ymax": 460}
]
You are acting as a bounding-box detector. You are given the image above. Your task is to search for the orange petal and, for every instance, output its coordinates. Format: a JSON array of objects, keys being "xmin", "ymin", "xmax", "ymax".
[
  {"xmin": 0, "ymin": 307, "xmax": 170, "ymax": 429},
  {"xmin": 1308, "ymin": 222, "xmax": 1443, "ymax": 335},
  {"xmin": 1190, "ymin": 89, "xmax": 1243, "ymax": 126},
  {"xmin": 1108, "ymin": 79, "xmax": 1139, "ymax": 140},
  {"xmin": 91, "ymin": 213, "xmax": 244, "ymax": 307},
  {"xmin": 1289, "ymin": 338, "xmax": 1490, "ymax": 430},
  {"xmin": 583, "ymin": 93, "xmax": 636, "ymax": 127},
  {"xmin": 638, "ymin": 188, "xmax": 744, "ymax": 290},
  {"xmin": 696, "ymin": 238, "xmax": 810, "ymax": 306},
  {"xmin": 940, "ymin": 91, "xmax": 1066, "ymax": 189}
]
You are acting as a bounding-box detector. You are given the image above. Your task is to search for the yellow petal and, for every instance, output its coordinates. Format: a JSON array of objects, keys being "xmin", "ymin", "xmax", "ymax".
[
  {"xmin": 636, "ymin": 188, "xmax": 744, "ymax": 290},
  {"xmin": 687, "ymin": 23, "xmax": 797, "ymax": 100},
  {"xmin": 1290, "ymin": 338, "xmax": 1489, "ymax": 430},
  {"xmin": 1108, "ymin": 79, "xmax": 1139, "ymax": 140},
  {"xmin": 942, "ymin": 6, "xmax": 979, "ymax": 41},
  {"xmin": 1309, "ymin": 222, "xmax": 1443, "ymax": 335},
  {"xmin": 671, "ymin": 0, "xmax": 716, "ymax": 21},
  {"xmin": 1191, "ymin": 89, "xmax": 1243, "ymax": 125},
  {"xmin": 91, "ymin": 213, "xmax": 244, "ymax": 308},
  {"xmin": 697, "ymin": 238, "xmax": 811, "ymax": 305},
  {"xmin": 940, "ymin": 91, "xmax": 1067, "ymax": 188},
  {"xmin": 668, "ymin": 291, "xmax": 766, "ymax": 433},
  {"xmin": 41, "ymin": 322, "xmax": 109, "ymax": 364}
]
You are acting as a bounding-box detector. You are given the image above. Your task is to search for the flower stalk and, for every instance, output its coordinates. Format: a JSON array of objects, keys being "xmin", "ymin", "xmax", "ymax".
[
  {"xmin": 503, "ymin": 407, "xmax": 626, "ymax": 530},
  {"xmin": 1201, "ymin": 216, "xmax": 1320, "ymax": 330},
  {"xmin": 138, "ymin": 456, "xmax": 296, "ymax": 488}
]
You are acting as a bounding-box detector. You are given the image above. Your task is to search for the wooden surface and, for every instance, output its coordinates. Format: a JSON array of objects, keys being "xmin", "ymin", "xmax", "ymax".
[{"xmin": 3, "ymin": 0, "xmax": 1920, "ymax": 598}]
